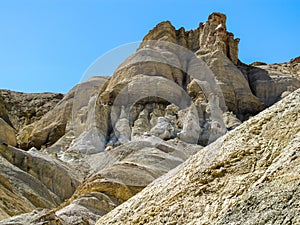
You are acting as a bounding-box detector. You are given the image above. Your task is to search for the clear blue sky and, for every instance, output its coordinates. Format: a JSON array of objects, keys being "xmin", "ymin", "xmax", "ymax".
[{"xmin": 0, "ymin": 0, "xmax": 299, "ymax": 93}]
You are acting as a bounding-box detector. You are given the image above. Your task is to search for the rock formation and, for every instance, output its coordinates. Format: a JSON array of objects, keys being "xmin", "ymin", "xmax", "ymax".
[
  {"xmin": 199, "ymin": 12, "xmax": 240, "ymax": 64},
  {"xmin": 0, "ymin": 143, "xmax": 80, "ymax": 221},
  {"xmin": 238, "ymin": 61, "xmax": 300, "ymax": 107},
  {"xmin": 0, "ymin": 90, "xmax": 63, "ymax": 132},
  {"xmin": 18, "ymin": 76, "xmax": 109, "ymax": 150},
  {"xmin": 0, "ymin": 90, "xmax": 63, "ymax": 147},
  {"xmin": 0, "ymin": 12, "xmax": 299, "ymax": 225},
  {"xmin": 95, "ymin": 12, "xmax": 265, "ymax": 150},
  {"xmin": 0, "ymin": 118, "xmax": 16, "ymax": 146},
  {"xmin": 53, "ymin": 139, "xmax": 200, "ymax": 224},
  {"xmin": 96, "ymin": 88, "xmax": 300, "ymax": 225},
  {"xmin": 141, "ymin": 13, "xmax": 240, "ymax": 64}
]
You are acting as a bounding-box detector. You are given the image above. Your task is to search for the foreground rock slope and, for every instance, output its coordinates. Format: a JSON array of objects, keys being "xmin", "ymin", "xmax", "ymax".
[
  {"xmin": 0, "ymin": 144, "xmax": 80, "ymax": 221},
  {"xmin": 96, "ymin": 88, "xmax": 300, "ymax": 225}
]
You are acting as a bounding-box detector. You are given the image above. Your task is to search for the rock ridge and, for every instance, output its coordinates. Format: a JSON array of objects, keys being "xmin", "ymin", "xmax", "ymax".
[{"xmin": 141, "ymin": 12, "xmax": 240, "ymax": 64}]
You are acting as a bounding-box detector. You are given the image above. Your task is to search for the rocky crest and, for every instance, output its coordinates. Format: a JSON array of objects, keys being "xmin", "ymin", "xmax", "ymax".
[
  {"xmin": 141, "ymin": 13, "xmax": 239, "ymax": 64},
  {"xmin": 199, "ymin": 12, "xmax": 240, "ymax": 64},
  {"xmin": 0, "ymin": 12, "xmax": 299, "ymax": 225}
]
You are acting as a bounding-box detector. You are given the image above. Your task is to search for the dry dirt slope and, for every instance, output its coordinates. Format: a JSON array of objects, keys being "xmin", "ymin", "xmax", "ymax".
[{"xmin": 96, "ymin": 88, "xmax": 300, "ymax": 225}]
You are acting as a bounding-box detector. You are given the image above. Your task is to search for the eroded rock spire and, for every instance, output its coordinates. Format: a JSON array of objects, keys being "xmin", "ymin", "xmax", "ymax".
[{"xmin": 141, "ymin": 12, "xmax": 240, "ymax": 64}]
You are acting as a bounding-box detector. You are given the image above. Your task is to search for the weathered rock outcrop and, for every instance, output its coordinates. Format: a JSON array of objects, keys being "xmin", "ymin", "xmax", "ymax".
[
  {"xmin": 43, "ymin": 76, "xmax": 110, "ymax": 158},
  {"xmin": 0, "ymin": 209, "xmax": 66, "ymax": 225},
  {"xmin": 96, "ymin": 88, "xmax": 300, "ymax": 225},
  {"xmin": 239, "ymin": 60, "xmax": 300, "ymax": 106},
  {"xmin": 199, "ymin": 50, "xmax": 264, "ymax": 120},
  {"xmin": 199, "ymin": 12, "xmax": 240, "ymax": 64},
  {"xmin": 18, "ymin": 76, "xmax": 109, "ymax": 150},
  {"xmin": 0, "ymin": 143, "xmax": 81, "ymax": 221},
  {"xmin": 17, "ymin": 90, "xmax": 73, "ymax": 150},
  {"xmin": 0, "ymin": 90, "xmax": 63, "ymax": 147},
  {"xmin": 53, "ymin": 139, "xmax": 200, "ymax": 224},
  {"xmin": 0, "ymin": 154, "xmax": 57, "ymax": 221},
  {"xmin": 0, "ymin": 139, "xmax": 200, "ymax": 224},
  {"xmin": 141, "ymin": 20, "xmax": 200, "ymax": 52},
  {"xmin": 0, "ymin": 145, "xmax": 80, "ymax": 202},
  {"xmin": 95, "ymin": 12, "xmax": 265, "ymax": 150},
  {"xmin": 290, "ymin": 56, "xmax": 300, "ymax": 65},
  {"xmin": 141, "ymin": 13, "xmax": 239, "ymax": 64},
  {"xmin": 0, "ymin": 118, "xmax": 16, "ymax": 146},
  {"xmin": 0, "ymin": 90, "xmax": 63, "ymax": 132},
  {"xmin": 0, "ymin": 95, "xmax": 10, "ymax": 127}
]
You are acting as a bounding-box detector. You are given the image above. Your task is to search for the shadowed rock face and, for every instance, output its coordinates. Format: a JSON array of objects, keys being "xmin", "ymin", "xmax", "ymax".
[
  {"xmin": 239, "ymin": 60, "xmax": 300, "ymax": 107},
  {"xmin": 0, "ymin": 90, "xmax": 63, "ymax": 132},
  {"xmin": 0, "ymin": 118, "xmax": 16, "ymax": 146},
  {"xmin": 198, "ymin": 50, "xmax": 265, "ymax": 120},
  {"xmin": 0, "ymin": 90, "xmax": 63, "ymax": 147},
  {"xmin": 0, "ymin": 12, "xmax": 300, "ymax": 225}
]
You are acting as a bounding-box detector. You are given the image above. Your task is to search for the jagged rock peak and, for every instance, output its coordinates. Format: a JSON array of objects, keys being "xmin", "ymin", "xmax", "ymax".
[
  {"xmin": 199, "ymin": 12, "xmax": 240, "ymax": 64},
  {"xmin": 140, "ymin": 20, "xmax": 200, "ymax": 52},
  {"xmin": 141, "ymin": 12, "xmax": 240, "ymax": 64},
  {"xmin": 290, "ymin": 56, "xmax": 300, "ymax": 64}
]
